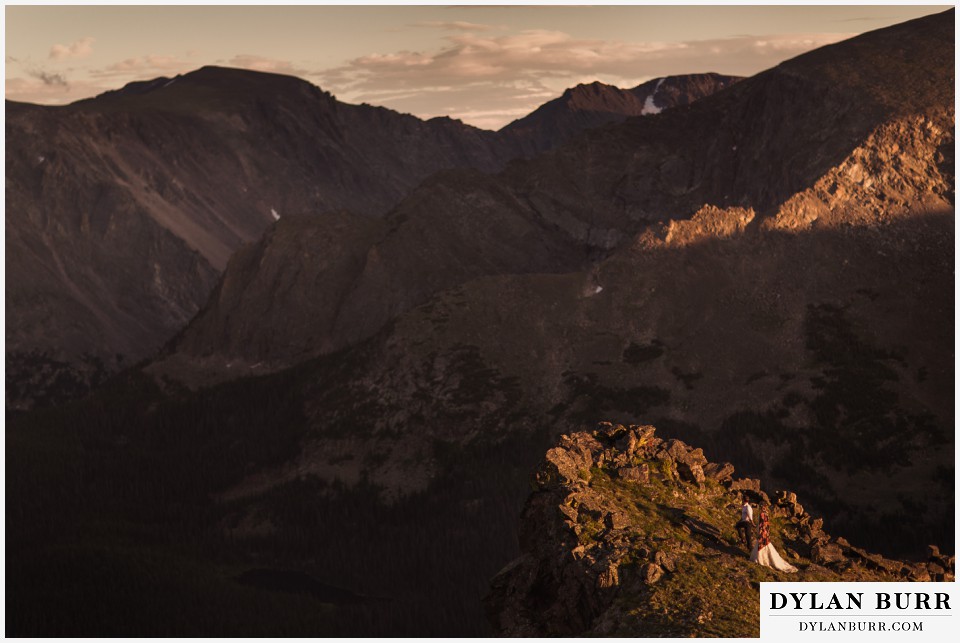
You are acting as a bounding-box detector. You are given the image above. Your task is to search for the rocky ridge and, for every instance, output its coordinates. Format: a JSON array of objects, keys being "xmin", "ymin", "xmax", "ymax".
[
  {"xmin": 501, "ymin": 73, "xmax": 742, "ymax": 155},
  {"xmin": 486, "ymin": 423, "xmax": 955, "ymax": 637}
]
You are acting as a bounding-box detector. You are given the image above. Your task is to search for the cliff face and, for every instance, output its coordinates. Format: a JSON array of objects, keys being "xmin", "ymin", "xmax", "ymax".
[{"xmin": 485, "ymin": 423, "xmax": 955, "ymax": 637}]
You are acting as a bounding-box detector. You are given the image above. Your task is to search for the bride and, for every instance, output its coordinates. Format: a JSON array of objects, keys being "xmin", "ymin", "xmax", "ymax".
[{"xmin": 751, "ymin": 505, "xmax": 798, "ymax": 573}]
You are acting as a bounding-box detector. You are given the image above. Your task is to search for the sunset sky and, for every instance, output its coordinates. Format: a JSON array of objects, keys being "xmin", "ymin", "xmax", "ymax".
[{"xmin": 4, "ymin": 3, "xmax": 947, "ymax": 129}]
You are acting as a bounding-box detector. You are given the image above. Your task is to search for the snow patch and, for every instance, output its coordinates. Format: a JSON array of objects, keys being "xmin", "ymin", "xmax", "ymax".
[
  {"xmin": 270, "ymin": 208, "xmax": 280, "ymax": 221},
  {"xmin": 583, "ymin": 282, "xmax": 604, "ymax": 297},
  {"xmin": 642, "ymin": 78, "xmax": 666, "ymax": 115},
  {"xmin": 36, "ymin": 155, "xmax": 46, "ymax": 164},
  {"xmin": 163, "ymin": 79, "xmax": 176, "ymax": 88}
]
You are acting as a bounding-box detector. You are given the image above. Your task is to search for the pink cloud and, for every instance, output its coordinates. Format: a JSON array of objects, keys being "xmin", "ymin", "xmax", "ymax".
[
  {"xmin": 91, "ymin": 54, "xmax": 192, "ymax": 79},
  {"xmin": 314, "ymin": 29, "xmax": 854, "ymax": 129},
  {"xmin": 49, "ymin": 37, "xmax": 95, "ymax": 60}
]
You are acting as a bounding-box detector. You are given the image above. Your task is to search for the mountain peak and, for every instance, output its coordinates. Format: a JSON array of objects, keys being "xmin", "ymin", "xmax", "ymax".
[{"xmin": 501, "ymin": 72, "xmax": 741, "ymax": 153}]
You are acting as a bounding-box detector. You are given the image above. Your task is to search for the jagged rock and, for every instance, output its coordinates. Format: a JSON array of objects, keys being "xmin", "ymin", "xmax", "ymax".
[
  {"xmin": 928, "ymin": 544, "xmax": 941, "ymax": 559},
  {"xmin": 659, "ymin": 439, "xmax": 690, "ymax": 463},
  {"xmin": 570, "ymin": 488, "xmax": 607, "ymax": 517},
  {"xmin": 806, "ymin": 517, "xmax": 825, "ymax": 538},
  {"xmin": 909, "ymin": 567, "xmax": 932, "ymax": 582},
  {"xmin": 597, "ymin": 422, "xmax": 630, "ymax": 442},
  {"xmin": 703, "ymin": 462, "xmax": 735, "ymax": 482},
  {"xmin": 559, "ymin": 503, "xmax": 579, "ymax": 523},
  {"xmin": 812, "ymin": 542, "xmax": 845, "ymax": 565},
  {"xmin": 605, "ymin": 511, "xmax": 633, "ymax": 531},
  {"xmin": 640, "ymin": 563, "xmax": 664, "ymax": 584},
  {"xmin": 633, "ymin": 425, "xmax": 659, "ymax": 449},
  {"xmin": 595, "ymin": 561, "xmax": 621, "ymax": 589},
  {"xmin": 730, "ymin": 478, "xmax": 761, "ymax": 492},
  {"xmin": 677, "ymin": 462, "xmax": 706, "ymax": 485},
  {"xmin": 615, "ymin": 432, "xmax": 639, "ymax": 456},
  {"xmin": 927, "ymin": 562, "xmax": 946, "ymax": 575},
  {"xmin": 536, "ymin": 445, "xmax": 592, "ymax": 489},
  {"xmin": 617, "ymin": 465, "xmax": 649, "ymax": 483},
  {"xmin": 654, "ymin": 550, "xmax": 677, "ymax": 573},
  {"xmin": 730, "ymin": 481, "xmax": 770, "ymax": 505}
]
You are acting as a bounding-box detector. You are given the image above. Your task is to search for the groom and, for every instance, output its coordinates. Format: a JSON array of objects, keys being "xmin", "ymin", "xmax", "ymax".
[{"xmin": 735, "ymin": 496, "xmax": 755, "ymax": 550}]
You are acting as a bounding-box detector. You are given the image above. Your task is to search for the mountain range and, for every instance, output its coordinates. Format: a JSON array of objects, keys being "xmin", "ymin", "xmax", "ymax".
[
  {"xmin": 5, "ymin": 9, "xmax": 954, "ymax": 638},
  {"xmin": 6, "ymin": 66, "xmax": 737, "ymax": 410}
]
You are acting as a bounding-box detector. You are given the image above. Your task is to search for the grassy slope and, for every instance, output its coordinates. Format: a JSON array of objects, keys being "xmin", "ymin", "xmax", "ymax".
[{"xmin": 576, "ymin": 465, "xmax": 908, "ymax": 637}]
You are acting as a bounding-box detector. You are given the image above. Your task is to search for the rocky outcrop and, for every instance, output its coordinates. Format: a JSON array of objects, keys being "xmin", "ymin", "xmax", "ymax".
[{"xmin": 485, "ymin": 423, "xmax": 954, "ymax": 637}]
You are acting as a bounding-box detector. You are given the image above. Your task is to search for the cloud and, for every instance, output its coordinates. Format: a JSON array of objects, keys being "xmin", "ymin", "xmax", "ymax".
[
  {"xmin": 411, "ymin": 21, "xmax": 496, "ymax": 32},
  {"xmin": 5, "ymin": 75, "xmax": 109, "ymax": 105},
  {"xmin": 28, "ymin": 69, "xmax": 68, "ymax": 87},
  {"xmin": 49, "ymin": 37, "xmax": 94, "ymax": 60},
  {"xmin": 314, "ymin": 29, "xmax": 854, "ymax": 129},
  {"xmin": 223, "ymin": 55, "xmax": 307, "ymax": 77},
  {"xmin": 90, "ymin": 54, "xmax": 192, "ymax": 79}
]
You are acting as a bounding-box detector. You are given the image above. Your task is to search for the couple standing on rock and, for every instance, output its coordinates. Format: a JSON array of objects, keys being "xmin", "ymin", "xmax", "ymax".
[{"xmin": 736, "ymin": 496, "xmax": 798, "ymax": 573}]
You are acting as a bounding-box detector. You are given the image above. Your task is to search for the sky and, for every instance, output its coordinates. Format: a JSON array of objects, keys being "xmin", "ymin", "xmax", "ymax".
[{"xmin": 4, "ymin": 3, "xmax": 949, "ymax": 130}]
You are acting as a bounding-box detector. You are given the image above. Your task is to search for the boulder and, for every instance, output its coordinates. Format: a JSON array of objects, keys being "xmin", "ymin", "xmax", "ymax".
[
  {"xmin": 677, "ymin": 461, "xmax": 706, "ymax": 485},
  {"xmin": 536, "ymin": 445, "xmax": 592, "ymax": 489},
  {"xmin": 617, "ymin": 464, "xmax": 649, "ymax": 484},
  {"xmin": 908, "ymin": 567, "xmax": 932, "ymax": 582},
  {"xmin": 595, "ymin": 561, "xmax": 620, "ymax": 589},
  {"xmin": 729, "ymin": 478, "xmax": 761, "ymax": 493},
  {"xmin": 660, "ymin": 439, "xmax": 690, "ymax": 462},
  {"xmin": 654, "ymin": 550, "xmax": 677, "ymax": 572},
  {"xmin": 812, "ymin": 542, "xmax": 845, "ymax": 565},
  {"xmin": 641, "ymin": 563, "xmax": 664, "ymax": 584},
  {"xmin": 633, "ymin": 425, "xmax": 659, "ymax": 448},
  {"xmin": 605, "ymin": 511, "xmax": 633, "ymax": 531},
  {"xmin": 596, "ymin": 422, "xmax": 629, "ymax": 442},
  {"xmin": 686, "ymin": 448, "xmax": 708, "ymax": 466},
  {"xmin": 703, "ymin": 462, "xmax": 735, "ymax": 482},
  {"xmin": 615, "ymin": 431, "xmax": 639, "ymax": 456}
]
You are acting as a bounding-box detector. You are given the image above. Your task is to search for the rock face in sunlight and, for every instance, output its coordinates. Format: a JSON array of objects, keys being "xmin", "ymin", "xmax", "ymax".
[{"xmin": 485, "ymin": 423, "xmax": 954, "ymax": 637}]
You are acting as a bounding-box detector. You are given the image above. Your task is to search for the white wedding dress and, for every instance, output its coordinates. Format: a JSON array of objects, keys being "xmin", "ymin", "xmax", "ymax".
[{"xmin": 751, "ymin": 542, "xmax": 798, "ymax": 573}]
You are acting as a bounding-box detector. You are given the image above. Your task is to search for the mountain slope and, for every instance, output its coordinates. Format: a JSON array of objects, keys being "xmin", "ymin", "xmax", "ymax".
[
  {"xmin": 4, "ymin": 67, "xmax": 518, "ymax": 408},
  {"xmin": 155, "ymin": 9, "xmax": 953, "ymax": 383},
  {"xmin": 6, "ymin": 68, "xmax": 735, "ymax": 410}
]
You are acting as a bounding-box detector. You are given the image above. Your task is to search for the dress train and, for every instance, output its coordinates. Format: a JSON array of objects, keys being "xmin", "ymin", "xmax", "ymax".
[{"xmin": 750, "ymin": 542, "xmax": 798, "ymax": 573}]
